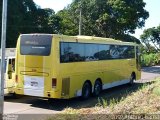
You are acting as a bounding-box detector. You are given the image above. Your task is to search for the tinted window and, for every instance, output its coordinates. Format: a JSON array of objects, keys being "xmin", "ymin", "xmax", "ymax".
[
  {"xmin": 98, "ymin": 44, "xmax": 111, "ymax": 60},
  {"xmin": 110, "ymin": 45, "xmax": 121, "ymax": 59},
  {"xmin": 110, "ymin": 45, "xmax": 135, "ymax": 59},
  {"xmin": 84, "ymin": 44, "xmax": 99, "ymax": 61},
  {"xmin": 60, "ymin": 42, "xmax": 85, "ymax": 63},
  {"xmin": 60, "ymin": 42, "xmax": 69, "ymax": 62},
  {"xmin": 60, "ymin": 42, "xmax": 135, "ymax": 63},
  {"xmin": 20, "ymin": 35, "xmax": 52, "ymax": 56},
  {"xmin": 123, "ymin": 46, "xmax": 135, "ymax": 58}
]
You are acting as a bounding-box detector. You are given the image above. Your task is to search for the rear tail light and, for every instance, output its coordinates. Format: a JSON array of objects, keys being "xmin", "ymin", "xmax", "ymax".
[
  {"xmin": 52, "ymin": 78, "xmax": 57, "ymax": 88},
  {"xmin": 15, "ymin": 75, "xmax": 18, "ymax": 83}
]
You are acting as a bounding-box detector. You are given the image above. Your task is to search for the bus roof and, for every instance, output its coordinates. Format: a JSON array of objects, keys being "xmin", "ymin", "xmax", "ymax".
[
  {"xmin": 57, "ymin": 35, "xmax": 137, "ymax": 46},
  {"xmin": 20, "ymin": 34, "xmax": 137, "ymax": 46}
]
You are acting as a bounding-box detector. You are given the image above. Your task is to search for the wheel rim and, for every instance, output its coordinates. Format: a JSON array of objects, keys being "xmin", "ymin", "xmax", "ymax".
[
  {"xmin": 94, "ymin": 81, "xmax": 101, "ymax": 95},
  {"xmin": 84, "ymin": 87, "xmax": 89, "ymax": 97},
  {"xmin": 83, "ymin": 83, "xmax": 90, "ymax": 98}
]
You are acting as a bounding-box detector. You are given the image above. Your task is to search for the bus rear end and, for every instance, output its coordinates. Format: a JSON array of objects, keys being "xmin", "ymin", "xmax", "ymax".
[{"xmin": 15, "ymin": 34, "xmax": 58, "ymax": 98}]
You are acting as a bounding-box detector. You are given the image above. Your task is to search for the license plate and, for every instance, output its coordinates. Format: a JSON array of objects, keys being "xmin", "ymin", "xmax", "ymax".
[
  {"xmin": 31, "ymin": 81, "xmax": 38, "ymax": 87},
  {"xmin": 24, "ymin": 76, "xmax": 44, "ymax": 89}
]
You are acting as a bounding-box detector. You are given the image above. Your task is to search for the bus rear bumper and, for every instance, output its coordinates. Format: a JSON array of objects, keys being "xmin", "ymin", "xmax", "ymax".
[
  {"xmin": 14, "ymin": 88, "xmax": 67, "ymax": 99},
  {"xmin": 45, "ymin": 91, "xmax": 69, "ymax": 99}
]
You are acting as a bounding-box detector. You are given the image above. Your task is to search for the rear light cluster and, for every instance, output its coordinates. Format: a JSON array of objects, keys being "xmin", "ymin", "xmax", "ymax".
[
  {"xmin": 52, "ymin": 78, "xmax": 57, "ymax": 88},
  {"xmin": 15, "ymin": 75, "xmax": 18, "ymax": 83}
]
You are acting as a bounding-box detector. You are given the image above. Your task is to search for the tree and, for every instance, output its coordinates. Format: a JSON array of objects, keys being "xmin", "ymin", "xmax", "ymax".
[
  {"xmin": 0, "ymin": 0, "xmax": 58, "ymax": 47},
  {"xmin": 57, "ymin": 8, "xmax": 79, "ymax": 35},
  {"xmin": 57, "ymin": 0, "xmax": 149, "ymax": 41},
  {"xmin": 140, "ymin": 26, "xmax": 160, "ymax": 52}
]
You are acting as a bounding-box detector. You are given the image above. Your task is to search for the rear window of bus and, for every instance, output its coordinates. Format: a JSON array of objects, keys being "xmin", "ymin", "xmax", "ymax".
[{"xmin": 20, "ymin": 35, "xmax": 52, "ymax": 56}]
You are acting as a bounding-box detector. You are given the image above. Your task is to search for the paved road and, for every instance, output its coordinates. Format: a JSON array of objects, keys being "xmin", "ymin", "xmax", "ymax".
[{"xmin": 4, "ymin": 66, "xmax": 160, "ymax": 117}]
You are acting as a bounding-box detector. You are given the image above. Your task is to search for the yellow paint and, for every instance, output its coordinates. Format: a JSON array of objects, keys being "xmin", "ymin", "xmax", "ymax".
[{"xmin": 15, "ymin": 34, "xmax": 141, "ymax": 99}]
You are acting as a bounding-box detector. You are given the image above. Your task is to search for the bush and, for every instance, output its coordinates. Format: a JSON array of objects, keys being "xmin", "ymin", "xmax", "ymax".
[{"xmin": 141, "ymin": 53, "xmax": 160, "ymax": 67}]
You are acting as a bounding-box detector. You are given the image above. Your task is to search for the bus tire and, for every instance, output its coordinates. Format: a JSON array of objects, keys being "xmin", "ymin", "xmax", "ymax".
[
  {"xmin": 81, "ymin": 81, "xmax": 91, "ymax": 100},
  {"xmin": 129, "ymin": 73, "xmax": 136, "ymax": 85},
  {"xmin": 93, "ymin": 80, "xmax": 102, "ymax": 96}
]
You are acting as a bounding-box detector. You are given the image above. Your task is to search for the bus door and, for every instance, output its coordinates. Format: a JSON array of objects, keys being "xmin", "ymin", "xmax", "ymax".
[{"xmin": 6, "ymin": 58, "xmax": 15, "ymax": 89}]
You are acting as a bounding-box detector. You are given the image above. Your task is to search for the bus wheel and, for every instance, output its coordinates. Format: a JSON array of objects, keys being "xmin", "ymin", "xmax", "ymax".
[
  {"xmin": 129, "ymin": 73, "xmax": 136, "ymax": 85},
  {"xmin": 82, "ymin": 82, "xmax": 91, "ymax": 99},
  {"xmin": 93, "ymin": 80, "xmax": 102, "ymax": 96}
]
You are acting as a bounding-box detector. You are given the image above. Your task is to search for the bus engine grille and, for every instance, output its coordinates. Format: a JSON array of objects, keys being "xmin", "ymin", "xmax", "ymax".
[{"xmin": 61, "ymin": 78, "xmax": 70, "ymax": 97}]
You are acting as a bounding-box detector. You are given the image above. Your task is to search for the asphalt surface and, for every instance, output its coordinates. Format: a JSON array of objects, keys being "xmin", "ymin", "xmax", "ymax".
[{"xmin": 3, "ymin": 66, "xmax": 160, "ymax": 119}]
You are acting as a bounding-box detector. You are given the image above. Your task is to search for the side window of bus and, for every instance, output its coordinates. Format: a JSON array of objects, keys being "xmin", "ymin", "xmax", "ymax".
[
  {"xmin": 60, "ymin": 42, "xmax": 69, "ymax": 63},
  {"xmin": 69, "ymin": 43, "xmax": 85, "ymax": 62},
  {"xmin": 85, "ymin": 44, "xmax": 99, "ymax": 61},
  {"xmin": 60, "ymin": 42, "xmax": 135, "ymax": 63},
  {"xmin": 60, "ymin": 42, "xmax": 85, "ymax": 62},
  {"xmin": 110, "ymin": 45, "xmax": 135, "ymax": 59},
  {"xmin": 120, "ymin": 46, "xmax": 135, "ymax": 59},
  {"xmin": 98, "ymin": 44, "xmax": 111, "ymax": 60}
]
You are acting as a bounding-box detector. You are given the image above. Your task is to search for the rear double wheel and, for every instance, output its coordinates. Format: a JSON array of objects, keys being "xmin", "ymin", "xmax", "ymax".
[
  {"xmin": 93, "ymin": 80, "xmax": 102, "ymax": 96},
  {"xmin": 82, "ymin": 82, "xmax": 91, "ymax": 99}
]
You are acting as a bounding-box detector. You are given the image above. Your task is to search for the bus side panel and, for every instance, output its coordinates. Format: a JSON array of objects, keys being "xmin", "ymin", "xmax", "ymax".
[
  {"xmin": 100, "ymin": 59, "xmax": 131, "ymax": 89},
  {"xmin": 69, "ymin": 71, "xmax": 103, "ymax": 98},
  {"xmin": 59, "ymin": 60, "xmax": 101, "ymax": 98}
]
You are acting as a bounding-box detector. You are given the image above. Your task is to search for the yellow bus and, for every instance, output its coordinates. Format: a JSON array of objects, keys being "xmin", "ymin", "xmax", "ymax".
[
  {"xmin": 0, "ymin": 48, "xmax": 16, "ymax": 95},
  {"xmin": 15, "ymin": 34, "xmax": 141, "ymax": 99}
]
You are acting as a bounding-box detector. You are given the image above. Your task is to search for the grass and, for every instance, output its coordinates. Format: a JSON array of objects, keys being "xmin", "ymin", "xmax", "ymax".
[{"xmin": 48, "ymin": 78, "xmax": 160, "ymax": 120}]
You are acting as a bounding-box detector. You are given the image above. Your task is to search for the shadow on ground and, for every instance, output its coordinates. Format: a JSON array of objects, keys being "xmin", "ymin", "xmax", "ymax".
[{"xmin": 4, "ymin": 81, "xmax": 155, "ymax": 112}]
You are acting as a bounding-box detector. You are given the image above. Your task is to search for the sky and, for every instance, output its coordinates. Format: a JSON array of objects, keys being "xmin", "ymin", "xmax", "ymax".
[
  {"xmin": 33, "ymin": 0, "xmax": 72, "ymax": 12},
  {"xmin": 33, "ymin": 0, "xmax": 160, "ymax": 39}
]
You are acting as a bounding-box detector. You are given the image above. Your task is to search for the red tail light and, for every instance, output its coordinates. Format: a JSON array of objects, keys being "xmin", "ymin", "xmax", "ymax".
[
  {"xmin": 15, "ymin": 75, "xmax": 18, "ymax": 83},
  {"xmin": 52, "ymin": 78, "xmax": 57, "ymax": 88}
]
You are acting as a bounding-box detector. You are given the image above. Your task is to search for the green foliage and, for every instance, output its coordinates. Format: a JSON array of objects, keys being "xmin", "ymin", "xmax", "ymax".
[
  {"xmin": 57, "ymin": 0, "xmax": 149, "ymax": 41},
  {"xmin": 140, "ymin": 26, "xmax": 160, "ymax": 51},
  {"xmin": 0, "ymin": 0, "xmax": 60, "ymax": 47},
  {"xmin": 152, "ymin": 87, "xmax": 160, "ymax": 96},
  {"xmin": 141, "ymin": 53, "xmax": 160, "ymax": 67},
  {"xmin": 140, "ymin": 44, "xmax": 157, "ymax": 54},
  {"xmin": 97, "ymin": 97, "xmax": 108, "ymax": 108},
  {"xmin": 0, "ymin": 0, "xmax": 149, "ymax": 47},
  {"xmin": 97, "ymin": 97, "xmax": 120, "ymax": 108},
  {"xmin": 109, "ymin": 98, "xmax": 118, "ymax": 109}
]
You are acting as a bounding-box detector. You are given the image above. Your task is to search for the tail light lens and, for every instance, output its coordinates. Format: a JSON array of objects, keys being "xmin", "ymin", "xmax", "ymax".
[
  {"xmin": 15, "ymin": 75, "xmax": 18, "ymax": 83},
  {"xmin": 52, "ymin": 78, "xmax": 57, "ymax": 88}
]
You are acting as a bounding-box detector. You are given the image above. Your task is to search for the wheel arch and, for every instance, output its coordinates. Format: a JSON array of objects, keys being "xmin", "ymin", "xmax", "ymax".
[
  {"xmin": 95, "ymin": 78, "xmax": 103, "ymax": 85},
  {"xmin": 84, "ymin": 80, "xmax": 92, "ymax": 89},
  {"xmin": 131, "ymin": 71, "xmax": 136, "ymax": 80}
]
